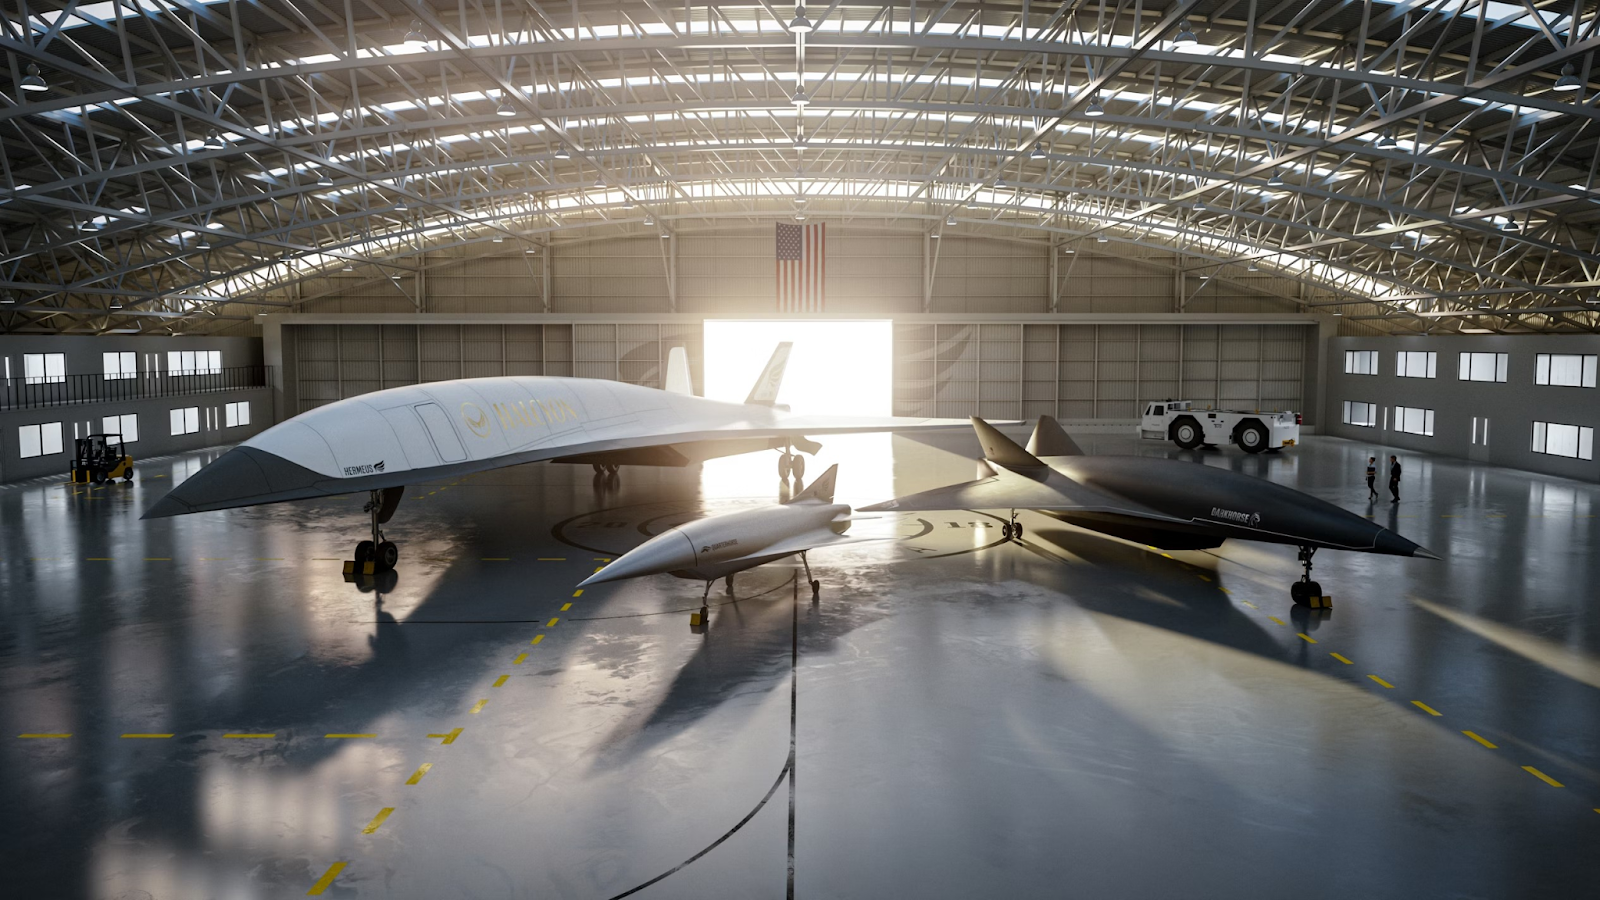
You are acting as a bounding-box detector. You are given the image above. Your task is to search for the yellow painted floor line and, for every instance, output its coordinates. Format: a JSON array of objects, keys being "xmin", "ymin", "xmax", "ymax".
[
  {"xmin": 1330, "ymin": 653, "xmax": 1353, "ymax": 665},
  {"xmin": 572, "ymin": 589, "xmax": 584, "ymax": 597},
  {"xmin": 469, "ymin": 699, "xmax": 489, "ymax": 714},
  {"xmin": 530, "ymin": 635, "xmax": 544, "ymax": 645},
  {"xmin": 594, "ymin": 557, "xmax": 612, "ymax": 562},
  {"xmin": 513, "ymin": 653, "xmax": 528, "ymax": 665},
  {"xmin": 121, "ymin": 733, "xmax": 174, "ymax": 739},
  {"xmin": 426, "ymin": 728, "xmax": 463, "ymax": 745},
  {"xmin": 1411, "ymin": 701, "xmax": 1442, "ymax": 716},
  {"xmin": 1268, "ymin": 615, "xmax": 1285, "ymax": 626},
  {"xmin": 1297, "ymin": 633, "xmax": 1317, "ymax": 644},
  {"xmin": 1219, "ymin": 587, "xmax": 1232, "ymax": 594},
  {"xmin": 1523, "ymin": 766, "xmax": 1564, "ymax": 787},
  {"xmin": 307, "ymin": 861, "xmax": 347, "ymax": 895},
  {"xmin": 325, "ymin": 733, "xmax": 377, "ymax": 739},
  {"xmin": 257, "ymin": 557, "xmax": 284, "ymax": 561},
  {"xmin": 1197, "ymin": 574, "xmax": 1212, "ymax": 582},
  {"xmin": 1463, "ymin": 731, "xmax": 1498, "ymax": 749},
  {"xmin": 223, "ymin": 733, "xmax": 276, "ymax": 739},
  {"xmin": 482, "ymin": 557, "xmax": 510, "ymax": 561},
  {"xmin": 144, "ymin": 557, "xmax": 172, "ymax": 561},
  {"xmin": 87, "ymin": 557, "xmax": 113, "ymax": 561},
  {"xmin": 361, "ymin": 808, "xmax": 394, "ymax": 834},
  {"xmin": 560, "ymin": 603, "xmax": 572, "ymax": 611},
  {"xmin": 19, "ymin": 733, "xmax": 71, "ymax": 738},
  {"xmin": 492, "ymin": 675, "xmax": 509, "ymax": 687},
  {"xmin": 312, "ymin": 557, "xmax": 341, "ymax": 561},
  {"xmin": 594, "ymin": 566, "xmax": 606, "ymax": 573},
  {"xmin": 406, "ymin": 763, "xmax": 432, "ymax": 785},
  {"xmin": 545, "ymin": 617, "xmax": 560, "ymax": 627},
  {"xmin": 1367, "ymin": 675, "xmax": 1395, "ymax": 689},
  {"xmin": 538, "ymin": 557, "xmax": 565, "ymax": 561}
]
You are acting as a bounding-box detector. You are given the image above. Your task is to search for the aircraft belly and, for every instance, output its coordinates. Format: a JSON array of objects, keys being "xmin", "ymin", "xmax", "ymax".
[{"xmin": 669, "ymin": 552, "xmax": 795, "ymax": 581}]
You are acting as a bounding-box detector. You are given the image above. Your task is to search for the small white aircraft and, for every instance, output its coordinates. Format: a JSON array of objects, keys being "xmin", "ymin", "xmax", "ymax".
[
  {"xmin": 145, "ymin": 344, "xmax": 963, "ymax": 571},
  {"xmin": 580, "ymin": 464, "xmax": 872, "ymax": 620}
]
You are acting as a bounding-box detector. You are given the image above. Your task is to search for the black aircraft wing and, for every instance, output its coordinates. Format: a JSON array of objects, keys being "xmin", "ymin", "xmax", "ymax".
[{"xmin": 860, "ymin": 464, "xmax": 1188, "ymax": 526}]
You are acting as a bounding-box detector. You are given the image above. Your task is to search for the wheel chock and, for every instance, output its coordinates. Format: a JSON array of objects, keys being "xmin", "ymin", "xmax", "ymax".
[
  {"xmin": 343, "ymin": 560, "xmax": 356, "ymax": 575},
  {"xmin": 689, "ymin": 610, "xmax": 705, "ymax": 627},
  {"xmin": 362, "ymin": 560, "xmax": 376, "ymax": 575}
]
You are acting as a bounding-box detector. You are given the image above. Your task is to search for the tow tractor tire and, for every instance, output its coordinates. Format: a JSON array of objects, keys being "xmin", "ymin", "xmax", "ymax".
[
  {"xmin": 1171, "ymin": 417, "xmax": 1204, "ymax": 450},
  {"xmin": 1237, "ymin": 420, "xmax": 1269, "ymax": 454},
  {"xmin": 376, "ymin": 541, "xmax": 399, "ymax": 571},
  {"xmin": 354, "ymin": 540, "xmax": 375, "ymax": 565},
  {"xmin": 778, "ymin": 454, "xmax": 792, "ymax": 479},
  {"xmin": 791, "ymin": 454, "xmax": 805, "ymax": 481},
  {"xmin": 123, "ymin": 470, "xmax": 133, "ymax": 482}
]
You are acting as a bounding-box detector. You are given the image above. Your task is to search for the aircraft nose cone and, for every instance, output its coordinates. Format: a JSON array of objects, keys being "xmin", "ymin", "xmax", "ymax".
[
  {"xmin": 580, "ymin": 530, "xmax": 700, "ymax": 587},
  {"xmin": 1373, "ymin": 527, "xmax": 1435, "ymax": 558},
  {"xmin": 141, "ymin": 445, "xmax": 325, "ymax": 518}
]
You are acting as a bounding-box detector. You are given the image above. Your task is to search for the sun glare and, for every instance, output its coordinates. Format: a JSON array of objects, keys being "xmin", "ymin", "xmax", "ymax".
[{"xmin": 703, "ymin": 319, "xmax": 892, "ymax": 416}]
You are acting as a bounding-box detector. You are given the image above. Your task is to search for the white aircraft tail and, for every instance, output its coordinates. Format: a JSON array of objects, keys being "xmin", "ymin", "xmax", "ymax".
[
  {"xmin": 744, "ymin": 342, "xmax": 793, "ymax": 406},
  {"xmin": 972, "ymin": 417, "xmax": 1046, "ymax": 468},
  {"xmin": 664, "ymin": 346, "xmax": 694, "ymax": 396},
  {"xmin": 1027, "ymin": 415, "xmax": 1084, "ymax": 456},
  {"xmin": 787, "ymin": 463, "xmax": 838, "ymax": 504}
]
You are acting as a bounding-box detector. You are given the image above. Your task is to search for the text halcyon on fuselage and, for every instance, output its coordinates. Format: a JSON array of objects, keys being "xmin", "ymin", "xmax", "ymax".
[{"xmin": 492, "ymin": 397, "xmax": 580, "ymax": 432}]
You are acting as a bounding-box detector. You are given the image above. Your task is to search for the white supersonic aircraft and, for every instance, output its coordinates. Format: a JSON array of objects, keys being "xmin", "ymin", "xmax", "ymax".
[{"xmin": 144, "ymin": 344, "xmax": 965, "ymax": 571}]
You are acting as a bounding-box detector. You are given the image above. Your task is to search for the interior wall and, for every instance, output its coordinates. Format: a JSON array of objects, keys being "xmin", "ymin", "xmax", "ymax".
[
  {"xmin": 291, "ymin": 228, "xmax": 1307, "ymax": 318},
  {"xmin": 1325, "ymin": 334, "xmax": 1600, "ymax": 483}
]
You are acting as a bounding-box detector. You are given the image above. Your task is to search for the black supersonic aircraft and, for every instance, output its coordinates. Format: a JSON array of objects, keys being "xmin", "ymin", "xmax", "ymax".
[{"xmin": 862, "ymin": 416, "xmax": 1436, "ymax": 606}]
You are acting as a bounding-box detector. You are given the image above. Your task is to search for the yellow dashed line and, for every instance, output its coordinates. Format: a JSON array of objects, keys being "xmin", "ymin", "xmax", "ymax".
[
  {"xmin": 513, "ymin": 653, "xmax": 528, "ymax": 665},
  {"xmin": 406, "ymin": 763, "xmax": 432, "ymax": 785},
  {"xmin": 1268, "ymin": 615, "xmax": 1286, "ymax": 626},
  {"xmin": 468, "ymin": 699, "xmax": 489, "ymax": 714},
  {"xmin": 1330, "ymin": 652, "xmax": 1353, "ymax": 665},
  {"xmin": 121, "ymin": 733, "xmax": 174, "ymax": 739},
  {"xmin": 1197, "ymin": 574, "xmax": 1212, "ymax": 582},
  {"xmin": 223, "ymin": 733, "xmax": 275, "ymax": 739},
  {"xmin": 1523, "ymin": 766, "xmax": 1564, "ymax": 787},
  {"xmin": 86, "ymin": 557, "xmax": 113, "ymax": 561},
  {"xmin": 560, "ymin": 603, "xmax": 572, "ymax": 611},
  {"xmin": 545, "ymin": 618, "xmax": 559, "ymax": 627},
  {"xmin": 572, "ymin": 589, "xmax": 584, "ymax": 597},
  {"xmin": 426, "ymin": 728, "xmax": 462, "ymax": 745},
  {"xmin": 594, "ymin": 557, "xmax": 612, "ymax": 562},
  {"xmin": 1219, "ymin": 587, "xmax": 1232, "ymax": 594},
  {"xmin": 1367, "ymin": 675, "xmax": 1394, "ymax": 689},
  {"xmin": 1411, "ymin": 701, "xmax": 1442, "ymax": 716},
  {"xmin": 325, "ymin": 733, "xmax": 376, "ymax": 739},
  {"xmin": 530, "ymin": 635, "xmax": 544, "ymax": 645},
  {"xmin": 1297, "ymin": 633, "xmax": 1317, "ymax": 644},
  {"xmin": 143, "ymin": 557, "xmax": 171, "ymax": 561},
  {"xmin": 1463, "ymin": 731, "xmax": 1498, "ymax": 749},
  {"xmin": 482, "ymin": 557, "xmax": 509, "ymax": 561},
  {"xmin": 18, "ymin": 733, "xmax": 71, "ymax": 739},
  {"xmin": 361, "ymin": 808, "xmax": 394, "ymax": 834},
  {"xmin": 538, "ymin": 557, "xmax": 565, "ymax": 561},
  {"xmin": 492, "ymin": 675, "xmax": 508, "ymax": 687},
  {"xmin": 307, "ymin": 861, "xmax": 347, "ymax": 895},
  {"xmin": 256, "ymin": 557, "xmax": 284, "ymax": 561},
  {"xmin": 593, "ymin": 566, "xmax": 605, "ymax": 574}
]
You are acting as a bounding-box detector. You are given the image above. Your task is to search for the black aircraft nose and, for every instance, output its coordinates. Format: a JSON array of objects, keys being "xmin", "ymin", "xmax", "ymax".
[
  {"xmin": 142, "ymin": 446, "xmax": 326, "ymax": 518},
  {"xmin": 1373, "ymin": 527, "xmax": 1437, "ymax": 558}
]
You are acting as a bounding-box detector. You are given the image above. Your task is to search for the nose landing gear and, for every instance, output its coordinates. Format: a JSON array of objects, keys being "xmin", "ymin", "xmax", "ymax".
[
  {"xmin": 1001, "ymin": 509, "xmax": 1025, "ymax": 542},
  {"xmin": 1290, "ymin": 545, "xmax": 1331, "ymax": 609},
  {"xmin": 777, "ymin": 446, "xmax": 806, "ymax": 483},
  {"xmin": 348, "ymin": 486, "xmax": 404, "ymax": 575}
]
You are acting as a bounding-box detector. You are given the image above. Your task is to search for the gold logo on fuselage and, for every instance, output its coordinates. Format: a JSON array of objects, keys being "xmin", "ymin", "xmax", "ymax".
[{"xmin": 460, "ymin": 402, "xmax": 492, "ymax": 438}]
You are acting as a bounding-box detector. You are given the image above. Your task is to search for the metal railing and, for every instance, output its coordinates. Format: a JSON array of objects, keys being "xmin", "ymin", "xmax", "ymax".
[{"xmin": 0, "ymin": 365, "xmax": 272, "ymax": 411}]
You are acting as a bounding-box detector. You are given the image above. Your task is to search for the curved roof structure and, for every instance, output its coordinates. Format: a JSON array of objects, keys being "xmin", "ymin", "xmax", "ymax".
[{"xmin": 2, "ymin": 0, "xmax": 1598, "ymax": 334}]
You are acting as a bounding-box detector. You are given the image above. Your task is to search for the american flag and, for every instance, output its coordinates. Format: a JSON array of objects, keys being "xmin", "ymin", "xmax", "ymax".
[{"xmin": 775, "ymin": 222, "xmax": 825, "ymax": 312}]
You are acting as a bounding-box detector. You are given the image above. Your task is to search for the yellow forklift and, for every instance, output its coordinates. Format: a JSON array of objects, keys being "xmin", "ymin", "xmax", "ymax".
[{"xmin": 70, "ymin": 433, "xmax": 135, "ymax": 484}]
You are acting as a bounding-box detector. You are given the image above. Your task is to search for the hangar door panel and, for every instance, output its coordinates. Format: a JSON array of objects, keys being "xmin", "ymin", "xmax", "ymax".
[{"xmin": 413, "ymin": 402, "xmax": 467, "ymax": 462}]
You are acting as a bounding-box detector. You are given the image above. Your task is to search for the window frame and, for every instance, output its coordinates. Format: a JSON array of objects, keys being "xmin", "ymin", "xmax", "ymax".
[
  {"xmin": 1341, "ymin": 400, "xmax": 1378, "ymax": 427},
  {"xmin": 1344, "ymin": 350, "xmax": 1379, "ymax": 375},
  {"xmin": 170, "ymin": 406, "xmax": 200, "ymax": 436},
  {"xmin": 1457, "ymin": 351, "xmax": 1508, "ymax": 383},
  {"xmin": 23, "ymin": 352, "xmax": 66, "ymax": 385},
  {"xmin": 1531, "ymin": 421, "xmax": 1595, "ymax": 460},
  {"xmin": 1392, "ymin": 405, "xmax": 1436, "ymax": 437},
  {"xmin": 1534, "ymin": 353, "xmax": 1598, "ymax": 389},
  {"xmin": 17, "ymin": 421, "xmax": 63, "ymax": 458},
  {"xmin": 1394, "ymin": 350, "xmax": 1438, "ymax": 379}
]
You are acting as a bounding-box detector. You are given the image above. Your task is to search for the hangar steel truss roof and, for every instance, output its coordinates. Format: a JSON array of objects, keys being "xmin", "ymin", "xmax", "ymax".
[{"xmin": 2, "ymin": 0, "xmax": 1599, "ymax": 334}]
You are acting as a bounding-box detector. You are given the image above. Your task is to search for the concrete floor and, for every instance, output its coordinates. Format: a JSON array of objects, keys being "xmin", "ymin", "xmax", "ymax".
[{"xmin": 2, "ymin": 428, "xmax": 1598, "ymax": 899}]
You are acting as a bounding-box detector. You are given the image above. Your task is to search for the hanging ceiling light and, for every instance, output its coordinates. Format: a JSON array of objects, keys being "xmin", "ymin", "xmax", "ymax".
[
  {"xmin": 203, "ymin": 131, "xmax": 226, "ymax": 150},
  {"xmin": 1553, "ymin": 63, "xmax": 1583, "ymax": 92},
  {"xmin": 496, "ymin": 99, "xmax": 517, "ymax": 117},
  {"xmin": 1172, "ymin": 21, "xmax": 1198, "ymax": 46},
  {"xmin": 789, "ymin": 4, "xmax": 815, "ymax": 33},
  {"xmin": 341, "ymin": 262, "xmax": 354, "ymax": 271},
  {"xmin": 1374, "ymin": 132, "xmax": 1397, "ymax": 150},
  {"xmin": 643, "ymin": 215, "xmax": 655, "ymax": 226},
  {"xmin": 794, "ymin": 135, "xmax": 809, "ymax": 149},
  {"xmin": 622, "ymin": 197, "xmax": 635, "ymax": 209},
  {"xmin": 794, "ymin": 196, "xmax": 808, "ymax": 206},
  {"xmin": 794, "ymin": 212, "xmax": 807, "ymax": 221},
  {"xmin": 1030, "ymin": 143, "xmax": 1046, "ymax": 159},
  {"xmin": 1085, "ymin": 97, "xmax": 1105, "ymax": 118},
  {"xmin": 1096, "ymin": 233, "xmax": 1109, "ymax": 243},
  {"xmin": 1266, "ymin": 171, "xmax": 1284, "ymax": 187},
  {"xmin": 19, "ymin": 63, "xmax": 47, "ymax": 93},
  {"xmin": 791, "ymin": 88, "xmax": 810, "ymax": 107},
  {"xmin": 0, "ymin": 292, "xmax": 14, "ymax": 303},
  {"xmin": 945, "ymin": 213, "xmax": 957, "ymax": 226},
  {"xmin": 1246, "ymin": 261, "xmax": 1260, "ymax": 272},
  {"xmin": 316, "ymin": 172, "xmax": 334, "ymax": 187},
  {"xmin": 492, "ymin": 235, "xmax": 504, "ymax": 242},
  {"xmin": 395, "ymin": 196, "xmax": 408, "ymax": 211},
  {"xmin": 405, "ymin": 21, "xmax": 427, "ymax": 44},
  {"xmin": 554, "ymin": 144, "xmax": 571, "ymax": 159},
  {"xmin": 1192, "ymin": 199, "xmax": 1207, "ymax": 211},
  {"xmin": 1389, "ymin": 236, "xmax": 1406, "ymax": 250}
]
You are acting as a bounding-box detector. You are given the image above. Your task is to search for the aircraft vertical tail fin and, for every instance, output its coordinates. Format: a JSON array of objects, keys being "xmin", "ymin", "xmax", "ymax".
[
  {"xmin": 744, "ymin": 342, "xmax": 793, "ymax": 406},
  {"xmin": 664, "ymin": 346, "xmax": 694, "ymax": 396},
  {"xmin": 972, "ymin": 417, "xmax": 1046, "ymax": 468},
  {"xmin": 1027, "ymin": 415, "xmax": 1084, "ymax": 457},
  {"xmin": 786, "ymin": 463, "xmax": 838, "ymax": 504}
]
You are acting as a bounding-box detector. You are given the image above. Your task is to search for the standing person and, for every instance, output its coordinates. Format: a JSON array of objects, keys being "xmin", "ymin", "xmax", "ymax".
[
  {"xmin": 1365, "ymin": 457, "xmax": 1378, "ymax": 500},
  {"xmin": 1388, "ymin": 455, "xmax": 1402, "ymax": 503}
]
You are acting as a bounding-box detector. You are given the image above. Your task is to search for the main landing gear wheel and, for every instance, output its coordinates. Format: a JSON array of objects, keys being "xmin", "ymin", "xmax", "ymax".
[
  {"xmin": 778, "ymin": 454, "xmax": 792, "ymax": 479},
  {"xmin": 1237, "ymin": 421, "xmax": 1269, "ymax": 454},
  {"xmin": 1002, "ymin": 510, "xmax": 1024, "ymax": 543},
  {"xmin": 355, "ymin": 540, "xmax": 375, "ymax": 565},
  {"xmin": 790, "ymin": 454, "xmax": 805, "ymax": 481}
]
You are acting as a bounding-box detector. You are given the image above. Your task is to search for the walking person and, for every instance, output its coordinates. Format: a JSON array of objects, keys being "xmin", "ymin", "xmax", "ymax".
[
  {"xmin": 1366, "ymin": 457, "xmax": 1378, "ymax": 500},
  {"xmin": 1388, "ymin": 455, "xmax": 1402, "ymax": 503}
]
